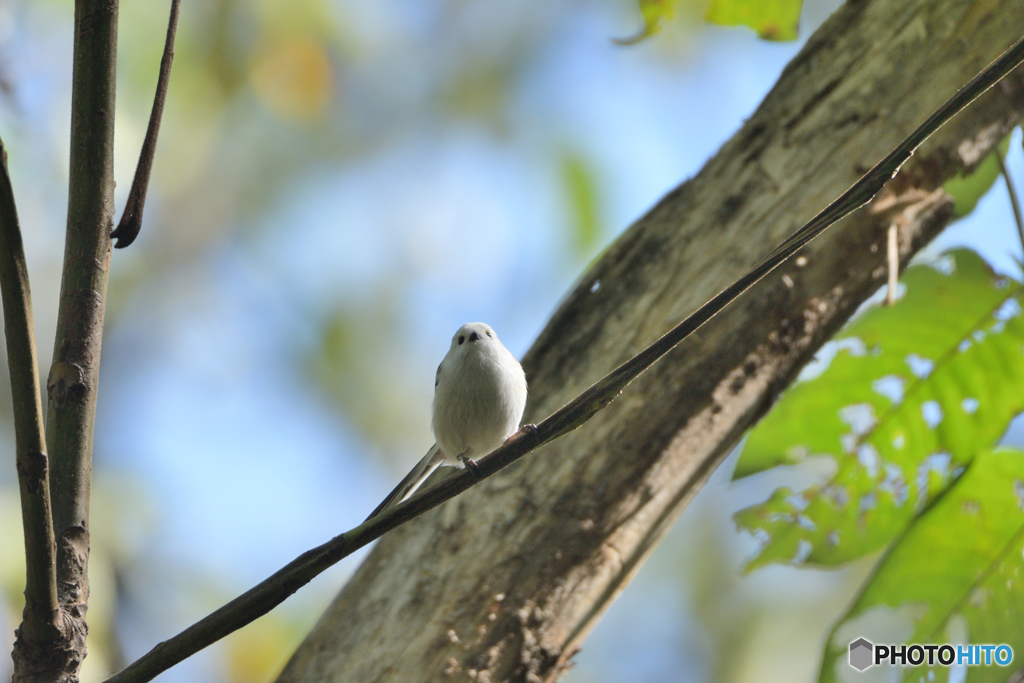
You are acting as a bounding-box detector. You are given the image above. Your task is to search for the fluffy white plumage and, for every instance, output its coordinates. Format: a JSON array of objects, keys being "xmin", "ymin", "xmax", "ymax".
[{"xmin": 367, "ymin": 322, "xmax": 527, "ymax": 519}]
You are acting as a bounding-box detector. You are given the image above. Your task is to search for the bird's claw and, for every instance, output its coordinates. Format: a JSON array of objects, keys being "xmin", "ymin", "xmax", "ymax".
[
  {"xmin": 505, "ymin": 423, "xmax": 539, "ymax": 447},
  {"xmin": 460, "ymin": 456, "xmax": 482, "ymax": 480}
]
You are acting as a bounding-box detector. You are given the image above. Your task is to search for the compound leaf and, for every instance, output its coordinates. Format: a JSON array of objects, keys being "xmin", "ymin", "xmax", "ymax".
[
  {"xmin": 819, "ymin": 448, "xmax": 1024, "ymax": 683},
  {"xmin": 736, "ymin": 250, "xmax": 1024, "ymax": 568}
]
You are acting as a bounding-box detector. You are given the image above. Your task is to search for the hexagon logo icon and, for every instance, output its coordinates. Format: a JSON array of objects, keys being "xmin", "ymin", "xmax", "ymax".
[{"xmin": 849, "ymin": 638, "xmax": 874, "ymax": 671}]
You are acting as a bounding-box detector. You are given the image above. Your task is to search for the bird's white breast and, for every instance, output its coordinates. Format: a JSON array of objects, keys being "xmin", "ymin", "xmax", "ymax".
[{"xmin": 432, "ymin": 341, "xmax": 527, "ymax": 464}]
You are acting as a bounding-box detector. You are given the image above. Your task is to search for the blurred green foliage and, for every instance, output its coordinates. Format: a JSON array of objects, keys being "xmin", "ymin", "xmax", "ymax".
[
  {"xmin": 614, "ymin": 0, "xmax": 680, "ymax": 45},
  {"xmin": 944, "ymin": 135, "xmax": 1013, "ymax": 217},
  {"xmin": 619, "ymin": 0, "xmax": 803, "ymax": 43},
  {"xmin": 0, "ymin": 476, "xmax": 156, "ymax": 681},
  {"xmin": 308, "ymin": 298, "xmax": 433, "ymax": 454},
  {"xmin": 561, "ymin": 151, "xmax": 603, "ymax": 255},
  {"xmin": 705, "ymin": 0, "xmax": 803, "ymax": 40}
]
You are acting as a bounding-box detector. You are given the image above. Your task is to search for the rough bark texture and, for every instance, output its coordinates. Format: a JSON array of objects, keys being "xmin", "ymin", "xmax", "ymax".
[{"xmin": 278, "ymin": 1, "xmax": 1024, "ymax": 681}]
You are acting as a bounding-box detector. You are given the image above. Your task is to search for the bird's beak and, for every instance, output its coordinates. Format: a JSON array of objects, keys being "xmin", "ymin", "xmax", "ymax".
[{"xmin": 469, "ymin": 331, "xmax": 480, "ymax": 342}]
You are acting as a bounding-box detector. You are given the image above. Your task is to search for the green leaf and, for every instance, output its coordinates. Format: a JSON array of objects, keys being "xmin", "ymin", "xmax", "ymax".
[
  {"xmin": 561, "ymin": 151, "xmax": 602, "ymax": 255},
  {"xmin": 819, "ymin": 448, "xmax": 1024, "ymax": 683},
  {"xmin": 943, "ymin": 135, "xmax": 1011, "ymax": 217},
  {"xmin": 704, "ymin": 0, "xmax": 803, "ymax": 41},
  {"xmin": 735, "ymin": 249, "xmax": 1024, "ymax": 568}
]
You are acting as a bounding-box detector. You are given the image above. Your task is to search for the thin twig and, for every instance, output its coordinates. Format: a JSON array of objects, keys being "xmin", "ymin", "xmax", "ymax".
[
  {"xmin": 102, "ymin": 32, "xmax": 1024, "ymax": 683},
  {"xmin": 110, "ymin": 0, "xmax": 181, "ymax": 249},
  {"xmin": 995, "ymin": 148, "xmax": 1024, "ymax": 257},
  {"xmin": 886, "ymin": 224, "xmax": 899, "ymax": 305},
  {"xmin": 0, "ymin": 136, "xmax": 60, "ymax": 640}
]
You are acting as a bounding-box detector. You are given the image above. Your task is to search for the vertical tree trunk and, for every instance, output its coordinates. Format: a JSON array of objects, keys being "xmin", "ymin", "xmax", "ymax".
[
  {"xmin": 12, "ymin": 0, "xmax": 119, "ymax": 680},
  {"xmin": 277, "ymin": 1, "xmax": 1024, "ymax": 681}
]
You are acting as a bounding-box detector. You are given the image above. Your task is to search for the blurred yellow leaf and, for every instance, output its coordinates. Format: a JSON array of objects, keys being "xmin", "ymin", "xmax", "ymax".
[
  {"xmin": 704, "ymin": 0, "xmax": 803, "ymax": 41},
  {"xmin": 253, "ymin": 0, "xmax": 338, "ymax": 36},
  {"xmin": 0, "ymin": 490, "xmax": 26, "ymax": 610},
  {"xmin": 614, "ymin": 0, "xmax": 677, "ymax": 45},
  {"xmin": 250, "ymin": 35, "xmax": 333, "ymax": 122},
  {"xmin": 225, "ymin": 614, "xmax": 303, "ymax": 683}
]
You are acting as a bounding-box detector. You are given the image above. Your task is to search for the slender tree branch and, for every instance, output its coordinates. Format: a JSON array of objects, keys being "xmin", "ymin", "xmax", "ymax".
[
  {"xmin": 110, "ymin": 0, "xmax": 180, "ymax": 249},
  {"xmin": 996, "ymin": 148, "xmax": 1024, "ymax": 255},
  {"xmin": 102, "ymin": 32, "xmax": 1024, "ymax": 683},
  {"xmin": 49, "ymin": 0, "xmax": 118, "ymax": 548},
  {"xmin": 0, "ymin": 135, "xmax": 60, "ymax": 641}
]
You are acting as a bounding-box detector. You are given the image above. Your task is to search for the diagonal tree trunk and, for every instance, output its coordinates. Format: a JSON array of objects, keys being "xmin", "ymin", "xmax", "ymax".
[{"xmin": 277, "ymin": 1, "xmax": 1024, "ymax": 681}]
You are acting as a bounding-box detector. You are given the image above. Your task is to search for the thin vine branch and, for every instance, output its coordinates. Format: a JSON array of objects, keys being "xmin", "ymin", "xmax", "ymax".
[
  {"xmin": 996, "ymin": 148, "xmax": 1024, "ymax": 255},
  {"xmin": 103, "ymin": 32, "xmax": 1024, "ymax": 683},
  {"xmin": 110, "ymin": 0, "xmax": 180, "ymax": 249},
  {"xmin": 886, "ymin": 224, "xmax": 899, "ymax": 305},
  {"xmin": 0, "ymin": 135, "xmax": 59, "ymax": 640}
]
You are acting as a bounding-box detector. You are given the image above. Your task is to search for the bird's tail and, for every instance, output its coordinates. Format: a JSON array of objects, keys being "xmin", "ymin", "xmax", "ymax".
[{"xmin": 366, "ymin": 444, "xmax": 445, "ymax": 520}]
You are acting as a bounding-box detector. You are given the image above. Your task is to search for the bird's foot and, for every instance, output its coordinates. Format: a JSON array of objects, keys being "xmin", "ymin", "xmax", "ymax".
[
  {"xmin": 505, "ymin": 423, "xmax": 539, "ymax": 447},
  {"xmin": 460, "ymin": 456, "xmax": 482, "ymax": 480}
]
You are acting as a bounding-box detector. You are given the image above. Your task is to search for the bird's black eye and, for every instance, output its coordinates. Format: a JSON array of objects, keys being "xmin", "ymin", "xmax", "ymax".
[
  {"xmin": 486, "ymin": 330, "xmax": 492, "ymax": 337},
  {"xmin": 458, "ymin": 335, "xmax": 465, "ymax": 345}
]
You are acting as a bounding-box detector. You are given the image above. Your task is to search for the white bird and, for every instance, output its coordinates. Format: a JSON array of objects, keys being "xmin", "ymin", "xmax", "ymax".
[{"xmin": 367, "ymin": 322, "xmax": 528, "ymax": 519}]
